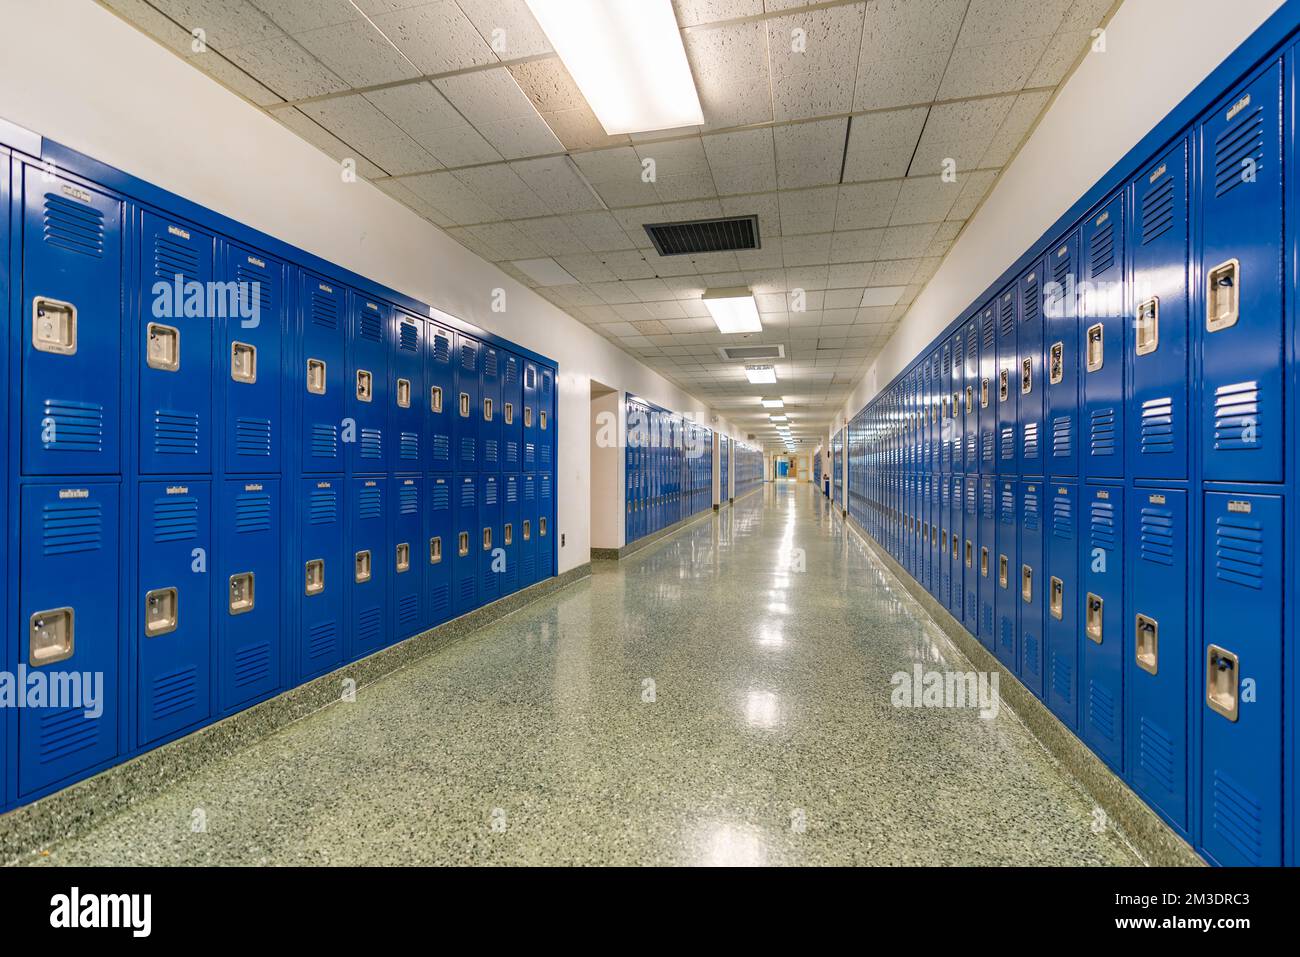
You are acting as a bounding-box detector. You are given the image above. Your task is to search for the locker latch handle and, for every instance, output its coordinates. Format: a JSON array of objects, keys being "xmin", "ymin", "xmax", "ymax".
[
  {"xmin": 355, "ymin": 550, "xmax": 372, "ymax": 583},
  {"xmin": 356, "ymin": 369, "xmax": 373, "ymax": 402},
  {"xmin": 1021, "ymin": 358, "xmax": 1032, "ymax": 395},
  {"xmin": 396, "ymin": 542, "xmax": 410, "ymax": 573},
  {"xmin": 145, "ymin": 587, "xmax": 179, "ymax": 637},
  {"xmin": 1206, "ymin": 644, "xmax": 1239, "ymax": 722},
  {"xmin": 231, "ymin": 341, "xmax": 257, "ymax": 383},
  {"xmin": 32, "ymin": 297, "xmax": 78, "ymax": 355},
  {"xmin": 504, "ymin": 523, "xmax": 513, "ymax": 546},
  {"xmin": 229, "ymin": 573, "xmax": 255, "ymax": 615},
  {"xmin": 1135, "ymin": 614, "xmax": 1158, "ymax": 675},
  {"xmin": 396, "ymin": 378, "xmax": 411, "ymax": 409},
  {"xmin": 430, "ymin": 385, "xmax": 443, "ymax": 412},
  {"xmin": 429, "ymin": 537, "xmax": 442, "ymax": 564},
  {"xmin": 147, "ymin": 322, "xmax": 181, "ymax": 372},
  {"xmin": 523, "ymin": 521, "xmax": 531, "ymax": 541},
  {"xmin": 1049, "ymin": 342, "xmax": 1064, "ymax": 384},
  {"xmin": 458, "ymin": 532, "xmax": 470, "ymax": 556},
  {"xmin": 965, "ymin": 540, "xmax": 973, "ymax": 569},
  {"xmin": 980, "ymin": 546, "xmax": 989, "ymax": 577},
  {"xmin": 29, "ymin": 607, "xmax": 75, "ymax": 666},
  {"xmin": 459, "ymin": 393, "xmax": 471, "ymax": 417},
  {"xmin": 999, "ymin": 554, "xmax": 1008, "ymax": 588},
  {"xmin": 951, "ymin": 533, "xmax": 958, "ymax": 559},
  {"xmin": 307, "ymin": 358, "xmax": 326, "ymax": 394},
  {"xmin": 1049, "ymin": 576, "xmax": 1063, "ymax": 620},
  {"xmin": 482, "ymin": 527, "xmax": 492, "ymax": 551},
  {"xmin": 999, "ymin": 369, "xmax": 1009, "ymax": 402},
  {"xmin": 305, "ymin": 559, "xmax": 325, "ymax": 595},
  {"xmin": 1085, "ymin": 592, "xmax": 1103, "ymax": 643},
  {"xmin": 1206, "ymin": 259, "xmax": 1239, "ymax": 333},
  {"xmin": 1136, "ymin": 297, "xmax": 1160, "ymax": 356},
  {"xmin": 980, "ymin": 378, "xmax": 989, "ymax": 409},
  {"xmin": 1085, "ymin": 324, "xmax": 1104, "ymax": 373},
  {"xmin": 483, "ymin": 397, "xmax": 493, "ymax": 422},
  {"xmin": 1021, "ymin": 564, "xmax": 1032, "ymax": 603},
  {"xmin": 965, "ymin": 386, "xmax": 973, "ymax": 415}
]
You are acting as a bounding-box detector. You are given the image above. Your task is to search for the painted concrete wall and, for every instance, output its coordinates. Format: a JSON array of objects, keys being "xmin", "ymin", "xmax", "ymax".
[{"xmin": 589, "ymin": 391, "xmax": 624, "ymax": 550}]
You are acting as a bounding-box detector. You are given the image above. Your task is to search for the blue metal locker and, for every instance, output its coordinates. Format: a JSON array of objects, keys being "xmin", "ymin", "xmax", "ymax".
[
  {"xmin": 1019, "ymin": 480, "xmax": 1045, "ymax": 698},
  {"xmin": 0, "ymin": 151, "xmax": 8, "ymax": 807},
  {"xmin": 300, "ymin": 276, "xmax": 345, "ymax": 473},
  {"xmin": 1126, "ymin": 487, "xmax": 1188, "ymax": 830},
  {"xmin": 21, "ymin": 168, "xmax": 123, "ymax": 475},
  {"xmin": 1201, "ymin": 491, "xmax": 1283, "ymax": 865},
  {"xmin": 963, "ymin": 316, "xmax": 979, "ymax": 472},
  {"xmin": 939, "ymin": 477, "xmax": 951, "ymax": 608},
  {"xmin": 138, "ymin": 480, "xmax": 212, "ymax": 746},
  {"xmin": 217, "ymin": 478, "xmax": 280, "ymax": 713},
  {"xmin": 1080, "ymin": 484, "xmax": 1123, "ymax": 768},
  {"xmin": 298, "ymin": 477, "xmax": 344, "ymax": 680},
  {"xmin": 426, "ymin": 320, "xmax": 454, "ymax": 471},
  {"xmin": 453, "ymin": 474, "xmax": 478, "ymax": 614},
  {"xmin": 1018, "ymin": 263, "xmax": 1045, "ymax": 475},
  {"xmin": 346, "ymin": 296, "xmax": 388, "ymax": 475},
  {"xmin": 1128, "ymin": 141, "xmax": 1190, "ymax": 480},
  {"xmin": 994, "ymin": 478, "xmax": 1017, "ymax": 670},
  {"xmin": 522, "ymin": 359, "xmax": 538, "ymax": 471},
  {"xmin": 1081, "ymin": 196, "xmax": 1125, "ymax": 478},
  {"xmin": 392, "ymin": 476, "xmax": 422, "ymax": 639},
  {"xmin": 949, "ymin": 475, "xmax": 964, "ymax": 618},
  {"xmin": 502, "ymin": 473, "xmax": 521, "ymax": 595},
  {"xmin": 390, "ymin": 312, "xmax": 423, "ymax": 472},
  {"xmin": 139, "ymin": 211, "xmax": 213, "ymax": 475},
  {"xmin": 940, "ymin": 340, "xmax": 953, "ymax": 473},
  {"xmin": 963, "ymin": 475, "xmax": 979, "ymax": 634},
  {"xmin": 481, "ymin": 345, "xmax": 502, "ymax": 471},
  {"xmin": 18, "ymin": 481, "xmax": 120, "ymax": 795},
  {"xmin": 539, "ymin": 364, "xmax": 555, "ymax": 474},
  {"xmin": 1046, "ymin": 231, "xmax": 1080, "ymax": 477},
  {"xmin": 479, "ymin": 474, "xmax": 502, "ymax": 602},
  {"xmin": 456, "ymin": 334, "xmax": 482, "ymax": 472},
  {"xmin": 502, "ymin": 352, "xmax": 522, "ymax": 471},
  {"xmin": 221, "ymin": 244, "xmax": 282, "ymax": 474},
  {"xmin": 425, "ymin": 475, "xmax": 453, "ymax": 627},
  {"xmin": 978, "ymin": 304, "xmax": 996, "ymax": 471},
  {"xmin": 1199, "ymin": 64, "xmax": 1284, "ymax": 483},
  {"xmin": 1045, "ymin": 481, "xmax": 1079, "ymax": 728},
  {"xmin": 347, "ymin": 476, "xmax": 388, "ymax": 658},
  {"xmin": 538, "ymin": 470, "xmax": 554, "ymax": 581},
  {"xmin": 929, "ymin": 473, "xmax": 942, "ymax": 598},
  {"xmin": 996, "ymin": 288, "xmax": 1017, "ymax": 474},
  {"xmin": 521, "ymin": 473, "xmax": 537, "ymax": 586},
  {"xmin": 978, "ymin": 476, "xmax": 996, "ymax": 649}
]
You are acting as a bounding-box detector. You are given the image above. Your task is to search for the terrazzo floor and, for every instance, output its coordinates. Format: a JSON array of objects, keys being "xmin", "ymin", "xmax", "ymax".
[{"xmin": 24, "ymin": 482, "xmax": 1140, "ymax": 866}]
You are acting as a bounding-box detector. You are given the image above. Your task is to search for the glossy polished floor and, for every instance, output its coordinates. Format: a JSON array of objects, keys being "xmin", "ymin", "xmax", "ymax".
[{"xmin": 27, "ymin": 482, "xmax": 1139, "ymax": 866}]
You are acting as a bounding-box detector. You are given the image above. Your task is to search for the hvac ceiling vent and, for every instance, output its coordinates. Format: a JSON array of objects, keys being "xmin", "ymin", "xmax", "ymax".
[
  {"xmin": 718, "ymin": 344, "xmax": 785, "ymax": 361},
  {"xmin": 645, "ymin": 214, "xmax": 760, "ymax": 256}
]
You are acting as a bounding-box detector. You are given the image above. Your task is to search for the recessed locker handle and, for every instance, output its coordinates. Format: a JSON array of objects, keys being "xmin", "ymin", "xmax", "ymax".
[
  {"xmin": 30, "ymin": 607, "xmax": 75, "ymax": 666},
  {"xmin": 1085, "ymin": 324, "xmax": 1103, "ymax": 372},
  {"xmin": 1206, "ymin": 259, "xmax": 1240, "ymax": 332},
  {"xmin": 231, "ymin": 341, "xmax": 257, "ymax": 383},
  {"xmin": 1135, "ymin": 614, "xmax": 1158, "ymax": 675},
  {"xmin": 980, "ymin": 546, "xmax": 989, "ymax": 577},
  {"xmin": 1085, "ymin": 592, "xmax": 1103, "ymax": 643},
  {"xmin": 32, "ymin": 297, "xmax": 78, "ymax": 355},
  {"xmin": 1049, "ymin": 576, "xmax": 1063, "ymax": 620},
  {"xmin": 999, "ymin": 554, "xmax": 1008, "ymax": 588},
  {"xmin": 1206, "ymin": 644, "xmax": 1239, "ymax": 721},
  {"xmin": 228, "ymin": 573, "xmax": 255, "ymax": 615},
  {"xmin": 144, "ymin": 587, "xmax": 179, "ymax": 637},
  {"xmin": 306, "ymin": 358, "xmax": 326, "ymax": 394},
  {"xmin": 999, "ymin": 369, "xmax": 1009, "ymax": 402},
  {"xmin": 356, "ymin": 369, "xmax": 373, "ymax": 401},
  {"xmin": 305, "ymin": 559, "xmax": 325, "ymax": 595},
  {"xmin": 1049, "ymin": 342, "xmax": 1063, "ymax": 384},
  {"xmin": 1021, "ymin": 358, "xmax": 1032, "ymax": 394},
  {"xmin": 147, "ymin": 322, "xmax": 180, "ymax": 372},
  {"xmin": 1021, "ymin": 566, "xmax": 1033, "ymax": 604},
  {"xmin": 1136, "ymin": 297, "xmax": 1160, "ymax": 356}
]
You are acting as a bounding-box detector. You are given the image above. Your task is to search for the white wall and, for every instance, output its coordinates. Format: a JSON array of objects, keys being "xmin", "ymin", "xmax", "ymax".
[
  {"xmin": 838, "ymin": 0, "xmax": 1286, "ymax": 423},
  {"xmin": 0, "ymin": 0, "xmax": 752, "ymax": 573},
  {"xmin": 589, "ymin": 391, "xmax": 623, "ymax": 550}
]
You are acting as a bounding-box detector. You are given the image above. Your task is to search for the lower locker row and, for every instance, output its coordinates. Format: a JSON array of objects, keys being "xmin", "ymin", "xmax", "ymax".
[
  {"xmin": 8, "ymin": 471, "xmax": 554, "ymax": 802},
  {"xmin": 855, "ymin": 479, "xmax": 1282, "ymax": 866}
]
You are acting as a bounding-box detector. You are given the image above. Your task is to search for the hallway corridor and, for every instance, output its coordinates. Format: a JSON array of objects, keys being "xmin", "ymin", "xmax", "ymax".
[{"xmin": 25, "ymin": 484, "xmax": 1139, "ymax": 866}]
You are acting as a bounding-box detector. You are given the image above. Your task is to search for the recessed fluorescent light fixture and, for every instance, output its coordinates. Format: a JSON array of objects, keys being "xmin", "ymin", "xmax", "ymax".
[
  {"xmin": 769, "ymin": 415, "xmax": 788, "ymax": 422},
  {"xmin": 760, "ymin": 398, "xmax": 784, "ymax": 409},
  {"xmin": 745, "ymin": 365, "xmax": 777, "ymax": 384},
  {"xmin": 702, "ymin": 287, "xmax": 762, "ymax": 334},
  {"xmin": 524, "ymin": 0, "xmax": 704, "ymax": 135},
  {"xmin": 860, "ymin": 285, "xmax": 907, "ymax": 307}
]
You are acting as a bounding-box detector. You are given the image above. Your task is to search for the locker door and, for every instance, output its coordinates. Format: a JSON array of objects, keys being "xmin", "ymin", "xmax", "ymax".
[
  {"xmin": 940, "ymin": 341, "xmax": 953, "ymax": 473},
  {"xmin": 1018, "ymin": 263, "xmax": 1045, "ymax": 475},
  {"xmin": 963, "ymin": 316, "xmax": 979, "ymax": 472},
  {"xmin": 425, "ymin": 476, "xmax": 453, "ymax": 627},
  {"xmin": 299, "ymin": 477, "xmax": 344, "ymax": 680},
  {"xmin": 502, "ymin": 473, "xmax": 521, "ymax": 596},
  {"xmin": 426, "ymin": 321, "xmax": 454, "ymax": 472},
  {"xmin": 963, "ymin": 476, "xmax": 979, "ymax": 634},
  {"xmin": 1199, "ymin": 64, "xmax": 1284, "ymax": 483},
  {"xmin": 217, "ymin": 479, "xmax": 280, "ymax": 712},
  {"xmin": 456, "ymin": 334, "xmax": 482, "ymax": 472},
  {"xmin": 1081, "ymin": 484, "xmax": 1123, "ymax": 768},
  {"xmin": 453, "ymin": 474, "xmax": 479, "ymax": 614},
  {"xmin": 502, "ymin": 352, "xmax": 523, "ymax": 471},
  {"xmin": 996, "ymin": 288, "xmax": 1017, "ymax": 474},
  {"xmin": 522, "ymin": 359, "xmax": 538, "ymax": 470},
  {"xmin": 1201, "ymin": 491, "xmax": 1283, "ymax": 865},
  {"xmin": 1126, "ymin": 488, "xmax": 1188, "ymax": 830},
  {"xmin": 930, "ymin": 474, "xmax": 942, "ymax": 598},
  {"xmin": 994, "ymin": 479, "xmax": 1017, "ymax": 671},
  {"xmin": 18, "ymin": 481, "xmax": 120, "ymax": 794},
  {"xmin": 1081, "ymin": 195, "xmax": 1125, "ymax": 478},
  {"xmin": 301, "ymin": 276, "xmax": 345, "ymax": 473},
  {"xmin": 521, "ymin": 473, "xmax": 537, "ymax": 586},
  {"xmin": 1045, "ymin": 482, "xmax": 1079, "ymax": 728},
  {"xmin": 538, "ymin": 471, "xmax": 554, "ymax": 580},
  {"xmin": 1046, "ymin": 232, "xmax": 1080, "ymax": 477},
  {"xmin": 949, "ymin": 475, "xmax": 963, "ymax": 618},
  {"xmin": 222, "ymin": 245, "xmax": 283, "ymax": 474},
  {"xmin": 931, "ymin": 351, "xmax": 944, "ymax": 473},
  {"xmin": 479, "ymin": 474, "xmax": 502, "ymax": 602},
  {"xmin": 347, "ymin": 477, "xmax": 388, "ymax": 658},
  {"xmin": 21, "ymin": 168, "xmax": 123, "ymax": 475},
  {"xmin": 1019, "ymin": 481, "xmax": 1045, "ymax": 698},
  {"xmin": 539, "ymin": 365, "xmax": 555, "ymax": 474},
  {"xmin": 978, "ymin": 305, "xmax": 996, "ymax": 471},
  {"xmin": 0, "ymin": 153, "xmax": 7, "ymax": 802},
  {"xmin": 138, "ymin": 480, "xmax": 212, "ymax": 746},
  {"xmin": 392, "ymin": 477, "xmax": 422, "ymax": 639},
  {"xmin": 390, "ymin": 313, "xmax": 423, "ymax": 472},
  {"xmin": 139, "ymin": 212, "xmax": 213, "ymax": 475},
  {"xmin": 481, "ymin": 345, "xmax": 502, "ymax": 471},
  {"xmin": 346, "ymin": 296, "xmax": 388, "ymax": 474},
  {"xmin": 1129, "ymin": 140, "xmax": 1190, "ymax": 480},
  {"xmin": 979, "ymin": 476, "xmax": 997, "ymax": 648}
]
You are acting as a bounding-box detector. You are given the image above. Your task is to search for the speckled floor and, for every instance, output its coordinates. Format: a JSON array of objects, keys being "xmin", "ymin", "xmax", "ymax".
[{"xmin": 24, "ymin": 482, "xmax": 1140, "ymax": 866}]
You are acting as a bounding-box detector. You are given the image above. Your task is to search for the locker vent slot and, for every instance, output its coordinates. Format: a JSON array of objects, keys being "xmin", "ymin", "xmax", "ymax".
[
  {"xmin": 153, "ymin": 496, "xmax": 199, "ymax": 542},
  {"xmin": 360, "ymin": 428, "xmax": 383, "ymax": 460},
  {"xmin": 428, "ymin": 584, "xmax": 450, "ymax": 616},
  {"xmin": 1089, "ymin": 500, "xmax": 1115, "ymax": 550},
  {"xmin": 1051, "ymin": 496, "xmax": 1072, "ymax": 539},
  {"xmin": 357, "ymin": 607, "xmax": 381, "ymax": 646},
  {"xmin": 484, "ymin": 349, "xmax": 498, "ymax": 377},
  {"xmin": 460, "ymin": 436, "xmax": 475, "ymax": 462},
  {"xmin": 400, "ymin": 484, "xmax": 419, "ymax": 514},
  {"xmin": 431, "ymin": 332, "xmax": 451, "ymax": 362},
  {"xmin": 1023, "ymin": 633, "xmax": 1039, "ymax": 673},
  {"xmin": 431, "ymin": 484, "xmax": 450, "ymax": 510},
  {"xmin": 1051, "ymin": 416, "xmax": 1072, "ymax": 458},
  {"xmin": 1088, "ymin": 221, "xmax": 1115, "ymax": 275},
  {"xmin": 235, "ymin": 264, "xmax": 275, "ymax": 312},
  {"xmin": 153, "ymin": 410, "xmax": 200, "ymax": 456},
  {"xmin": 228, "ymin": 644, "xmax": 270, "ymax": 691},
  {"xmin": 431, "ymin": 434, "xmax": 450, "ymax": 464},
  {"xmin": 1089, "ymin": 409, "xmax": 1116, "ymax": 456},
  {"xmin": 1211, "ymin": 770, "xmax": 1263, "ymax": 864},
  {"xmin": 485, "ymin": 480, "xmax": 499, "ymax": 506},
  {"xmin": 1139, "ymin": 398, "xmax": 1175, "ymax": 454},
  {"xmin": 151, "ymin": 667, "xmax": 198, "ymax": 720},
  {"xmin": 999, "ymin": 296, "xmax": 1014, "ymax": 336},
  {"xmin": 1000, "ymin": 487, "xmax": 1016, "ymax": 524},
  {"xmin": 1050, "ymin": 651, "xmax": 1072, "ymax": 702},
  {"xmin": 234, "ymin": 493, "xmax": 272, "ymax": 533},
  {"xmin": 358, "ymin": 311, "xmax": 382, "ymax": 341},
  {"xmin": 459, "ymin": 483, "xmax": 476, "ymax": 508},
  {"xmin": 153, "ymin": 235, "xmax": 200, "ymax": 283},
  {"xmin": 399, "ymin": 432, "xmax": 419, "ymax": 461},
  {"xmin": 311, "ymin": 423, "xmax": 339, "ymax": 459},
  {"xmin": 399, "ymin": 321, "xmax": 419, "ymax": 352},
  {"xmin": 982, "ymin": 313, "xmax": 994, "ymax": 348},
  {"xmin": 1138, "ymin": 507, "xmax": 1175, "ymax": 566},
  {"xmin": 1213, "ymin": 104, "xmax": 1264, "ymax": 198},
  {"xmin": 1087, "ymin": 680, "xmax": 1116, "ymax": 742},
  {"xmin": 398, "ymin": 594, "xmax": 419, "ymax": 628},
  {"xmin": 235, "ymin": 417, "xmax": 272, "ymax": 457},
  {"xmin": 358, "ymin": 486, "xmax": 383, "ymax": 520},
  {"xmin": 1140, "ymin": 174, "xmax": 1175, "ymax": 244},
  {"xmin": 982, "ymin": 485, "xmax": 994, "ymax": 518},
  {"xmin": 42, "ymin": 501, "xmax": 103, "ymax": 555},
  {"xmin": 1022, "ymin": 422, "xmax": 1039, "ymax": 460},
  {"xmin": 1212, "ymin": 381, "xmax": 1260, "ymax": 450},
  {"xmin": 1138, "ymin": 717, "xmax": 1175, "ymax": 794},
  {"xmin": 460, "ymin": 343, "xmax": 476, "ymax": 371},
  {"xmin": 981, "ymin": 432, "xmax": 993, "ymax": 462},
  {"xmin": 1021, "ymin": 280, "xmax": 1039, "ymax": 324},
  {"xmin": 311, "ymin": 290, "xmax": 339, "ymax": 328},
  {"xmin": 309, "ymin": 488, "xmax": 338, "ymax": 525},
  {"xmin": 1000, "ymin": 427, "xmax": 1015, "ymax": 461},
  {"xmin": 39, "ymin": 399, "xmax": 105, "ymax": 453},
  {"xmin": 38, "ymin": 708, "xmax": 100, "ymax": 764},
  {"xmin": 1214, "ymin": 516, "xmax": 1264, "ymax": 588},
  {"xmin": 306, "ymin": 623, "xmax": 337, "ymax": 661},
  {"xmin": 43, "ymin": 193, "xmax": 106, "ymax": 258}
]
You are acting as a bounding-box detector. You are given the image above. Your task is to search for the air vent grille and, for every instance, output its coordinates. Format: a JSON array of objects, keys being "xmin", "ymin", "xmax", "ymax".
[{"xmin": 645, "ymin": 215, "xmax": 760, "ymax": 256}]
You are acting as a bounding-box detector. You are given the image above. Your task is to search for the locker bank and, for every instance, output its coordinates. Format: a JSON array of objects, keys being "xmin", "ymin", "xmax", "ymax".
[{"xmin": 0, "ymin": 0, "xmax": 1297, "ymax": 879}]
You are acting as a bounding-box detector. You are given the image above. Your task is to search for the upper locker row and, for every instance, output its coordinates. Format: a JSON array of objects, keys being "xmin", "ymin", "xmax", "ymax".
[{"xmin": 20, "ymin": 159, "xmax": 556, "ymax": 479}]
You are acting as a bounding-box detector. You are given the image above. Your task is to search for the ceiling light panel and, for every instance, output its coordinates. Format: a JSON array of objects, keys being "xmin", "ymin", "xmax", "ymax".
[{"xmin": 703, "ymin": 287, "xmax": 762, "ymax": 334}]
